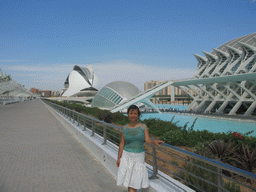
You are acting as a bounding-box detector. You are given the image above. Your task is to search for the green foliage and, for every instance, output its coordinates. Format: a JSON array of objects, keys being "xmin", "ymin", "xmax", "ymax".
[
  {"xmin": 223, "ymin": 181, "xmax": 240, "ymax": 192},
  {"xmin": 106, "ymin": 126, "xmax": 121, "ymax": 145},
  {"xmin": 98, "ymin": 112, "xmax": 113, "ymax": 123},
  {"xmin": 193, "ymin": 142, "xmax": 216, "ymax": 159},
  {"xmin": 142, "ymin": 118, "xmax": 179, "ymax": 137},
  {"xmin": 47, "ymin": 100, "xmax": 121, "ymax": 123},
  {"xmin": 114, "ymin": 118, "xmax": 129, "ymax": 126},
  {"xmin": 171, "ymin": 160, "xmax": 179, "ymax": 166},
  {"xmin": 112, "ymin": 112, "xmax": 125, "ymax": 121},
  {"xmin": 233, "ymin": 144, "xmax": 256, "ymax": 173},
  {"xmin": 45, "ymin": 99, "xmax": 256, "ymax": 152},
  {"xmin": 203, "ymin": 140, "xmax": 236, "ymax": 161},
  {"xmin": 160, "ymin": 130, "xmax": 187, "ymax": 146},
  {"xmin": 182, "ymin": 157, "xmax": 218, "ymax": 192},
  {"xmin": 182, "ymin": 143, "xmax": 241, "ymax": 192}
]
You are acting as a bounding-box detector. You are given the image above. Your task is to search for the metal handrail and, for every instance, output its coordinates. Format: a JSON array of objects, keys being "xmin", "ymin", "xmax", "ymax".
[
  {"xmin": 146, "ymin": 142, "xmax": 256, "ymax": 191},
  {"xmin": 164, "ymin": 144, "xmax": 256, "ymax": 180},
  {"xmin": 43, "ymin": 100, "xmax": 121, "ymax": 145},
  {"xmin": 42, "ymin": 99, "xmax": 256, "ymax": 192}
]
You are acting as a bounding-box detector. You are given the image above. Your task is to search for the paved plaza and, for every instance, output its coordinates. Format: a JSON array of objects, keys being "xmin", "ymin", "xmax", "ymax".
[{"xmin": 0, "ymin": 99, "xmax": 126, "ymax": 192}]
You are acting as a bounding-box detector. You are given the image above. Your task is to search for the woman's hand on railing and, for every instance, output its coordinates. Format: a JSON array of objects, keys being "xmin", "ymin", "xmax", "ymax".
[{"xmin": 154, "ymin": 140, "xmax": 164, "ymax": 147}]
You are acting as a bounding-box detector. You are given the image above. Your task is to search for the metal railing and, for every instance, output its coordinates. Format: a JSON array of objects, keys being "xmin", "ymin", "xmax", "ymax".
[
  {"xmin": 43, "ymin": 100, "xmax": 122, "ymax": 146},
  {"xmin": 43, "ymin": 99, "xmax": 256, "ymax": 192}
]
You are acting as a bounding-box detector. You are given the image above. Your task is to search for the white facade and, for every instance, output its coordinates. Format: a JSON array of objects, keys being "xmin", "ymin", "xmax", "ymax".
[
  {"xmin": 91, "ymin": 81, "xmax": 141, "ymax": 109},
  {"xmin": 62, "ymin": 65, "xmax": 98, "ymax": 98},
  {"xmin": 173, "ymin": 32, "xmax": 256, "ymax": 116},
  {"xmin": 0, "ymin": 68, "xmax": 32, "ymax": 100}
]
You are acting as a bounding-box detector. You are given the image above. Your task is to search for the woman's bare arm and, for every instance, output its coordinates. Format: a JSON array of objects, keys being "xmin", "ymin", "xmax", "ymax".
[
  {"xmin": 144, "ymin": 130, "xmax": 164, "ymax": 147},
  {"xmin": 117, "ymin": 132, "xmax": 125, "ymax": 167}
]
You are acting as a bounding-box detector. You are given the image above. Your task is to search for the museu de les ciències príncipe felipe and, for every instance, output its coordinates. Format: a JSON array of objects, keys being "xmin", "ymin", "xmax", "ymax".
[{"xmin": 172, "ymin": 32, "xmax": 256, "ymax": 116}]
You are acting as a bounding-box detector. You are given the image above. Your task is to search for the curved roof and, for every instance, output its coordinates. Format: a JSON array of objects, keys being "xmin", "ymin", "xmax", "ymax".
[
  {"xmin": 213, "ymin": 32, "xmax": 256, "ymax": 54},
  {"xmin": 193, "ymin": 32, "xmax": 256, "ymax": 78},
  {"xmin": 105, "ymin": 81, "xmax": 140, "ymax": 100},
  {"xmin": 91, "ymin": 81, "xmax": 140, "ymax": 109},
  {"xmin": 64, "ymin": 65, "xmax": 94, "ymax": 87},
  {"xmin": 73, "ymin": 65, "xmax": 93, "ymax": 86},
  {"xmin": 62, "ymin": 65, "xmax": 98, "ymax": 97}
]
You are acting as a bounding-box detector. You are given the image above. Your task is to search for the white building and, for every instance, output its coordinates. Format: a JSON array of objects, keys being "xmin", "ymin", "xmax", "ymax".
[
  {"xmin": 62, "ymin": 65, "xmax": 98, "ymax": 100},
  {"xmin": 172, "ymin": 32, "xmax": 256, "ymax": 116},
  {"xmin": 0, "ymin": 68, "xmax": 32, "ymax": 100}
]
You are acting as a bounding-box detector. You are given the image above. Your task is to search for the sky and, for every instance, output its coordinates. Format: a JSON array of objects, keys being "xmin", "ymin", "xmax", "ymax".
[{"xmin": 1, "ymin": 0, "xmax": 256, "ymax": 91}]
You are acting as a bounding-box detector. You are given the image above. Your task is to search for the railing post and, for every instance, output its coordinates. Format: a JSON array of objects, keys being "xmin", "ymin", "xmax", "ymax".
[
  {"xmin": 91, "ymin": 119, "xmax": 94, "ymax": 136},
  {"xmin": 149, "ymin": 146, "xmax": 158, "ymax": 179},
  {"xmin": 102, "ymin": 124, "xmax": 107, "ymax": 145},
  {"xmin": 69, "ymin": 110, "xmax": 71, "ymax": 120},
  {"xmin": 217, "ymin": 159, "xmax": 223, "ymax": 192},
  {"xmin": 73, "ymin": 111, "xmax": 75, "ymax": 123},
  {"xmin": 83, "ymin": 117, "xmax": 86, "ymax": 131},
  {"xmin": 77, "ymin": 114, "xmax": 80, "ymax": 126}
]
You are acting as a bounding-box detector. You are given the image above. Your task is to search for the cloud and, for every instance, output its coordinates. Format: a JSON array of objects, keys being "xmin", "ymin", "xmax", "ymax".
[
  {"xmin": 91, "ymin": 60, "xmax": 195, "ymax": 90},
  {"xmin": 2, "ymin": 60, "xmax": 195, "ymax": 91},
  {"xmin": 6, "ymin": 63, "xmax": 74, "ymax": 73}
]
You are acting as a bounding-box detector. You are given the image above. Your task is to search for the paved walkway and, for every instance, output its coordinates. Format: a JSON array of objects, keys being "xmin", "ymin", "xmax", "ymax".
[{"xmin": 0, "ymin": 99, "xmax": 126, "ymax": 192}]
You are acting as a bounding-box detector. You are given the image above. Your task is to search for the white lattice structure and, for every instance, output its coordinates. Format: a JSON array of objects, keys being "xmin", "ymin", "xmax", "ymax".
[
  {"xmin": 173, "ymin": 32, "xmax": 256, "ymax": 116},
  {"xmin": 0, "ymin": 68, "xmax": 32, "ymax": 100}
]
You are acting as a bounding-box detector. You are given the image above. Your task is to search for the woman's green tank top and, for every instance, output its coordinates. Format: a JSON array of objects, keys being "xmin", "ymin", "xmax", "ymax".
[{"xmin": 122, "ymin": 124, "xmax": 148, "ymax": 153}]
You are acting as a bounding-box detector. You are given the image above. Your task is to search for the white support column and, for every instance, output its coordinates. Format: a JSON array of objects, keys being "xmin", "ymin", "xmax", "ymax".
[
  {"xmin": 238, "ymin": 82, "xmax": 256, "ymax": 100},
  {"xmin": 190, "ymin": 84, "xmax": 213, "ymax": 112},
  {"xmin": 250, "ymin": 61, "xmax": 256, "ymax": 72},
  {"xmin": 189, "ymin": 85, "xmax": 204, "ymax": 99},
  {"xmin": 215, "ymin": 100, "xmax": 229, "ymax": 114},
  {"xmin": 204, "ymin": 94, "xmax": 222, "ymax": 113},
  {"xmin": 200, "ymin": 86, "xmax": 215, "ymax": 100},
  {"xmin": 186, "ymin": 100, "xmax": 198, "ymax": 111},
  {"xmin": 210, "ymin": 83, "xmax": 227, "ymax": 99},
  {"xmin": 244, "ymin": 101, "xmax": 256, "ymax": 116},
  {"xmin": 194, "ymin": 100, "xmax": 207, "ymax": 112},
  {"xmin": 204, "ymin": 100, "xmax": 217, "ymax": 113},
  {"xmin": 224, "ymin": 83, "xmax": 241, "ymax": 100},
  {"xmin": 171, "ymin": 85, "xmax": 175, "ymax": 103},
  {"xmin": 141, "ymin": 98, "xmax": 161, "ymax": 113},
  {"xmin": 177, "ymin": 85, "xmax": 198, "ymax": 111},
  {"xmin": 228, "ymin": 101, "xmax": 242, "ymax": 115}
]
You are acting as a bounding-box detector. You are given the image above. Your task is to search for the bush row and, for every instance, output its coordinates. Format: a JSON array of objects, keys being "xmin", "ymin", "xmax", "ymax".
[{"xmin": 46, "ymin": 99, "xmax": 256, "ymax": 150}]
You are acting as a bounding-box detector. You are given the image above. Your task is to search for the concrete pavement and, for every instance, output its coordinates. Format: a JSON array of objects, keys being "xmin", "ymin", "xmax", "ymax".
[{"xmin": 0, "ymin": 99, "xmax": 126, "ymax": 192}]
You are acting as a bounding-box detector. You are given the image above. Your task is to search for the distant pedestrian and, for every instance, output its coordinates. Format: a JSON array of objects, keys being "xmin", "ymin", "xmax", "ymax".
[{"xmin": 117, "ymin": 104, "xmax": 164, "ymax": 192}]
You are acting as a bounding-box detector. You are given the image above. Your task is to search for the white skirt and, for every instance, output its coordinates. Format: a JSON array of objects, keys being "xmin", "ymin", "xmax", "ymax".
[{"xmin": 117, "ymin": 150, "xmax": 149, "ymax": 189}]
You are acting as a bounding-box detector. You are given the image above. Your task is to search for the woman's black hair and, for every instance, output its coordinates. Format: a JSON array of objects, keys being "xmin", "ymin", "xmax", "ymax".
[{"xmin": 127, "ymin": 104, "xmax": 141, "ymax": 118}]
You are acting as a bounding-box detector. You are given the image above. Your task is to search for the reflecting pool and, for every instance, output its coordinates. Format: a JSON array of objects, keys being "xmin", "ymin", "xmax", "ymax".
[{"xmin": 140, "ymin": 104, "xmax": 256, "ymax": 137}]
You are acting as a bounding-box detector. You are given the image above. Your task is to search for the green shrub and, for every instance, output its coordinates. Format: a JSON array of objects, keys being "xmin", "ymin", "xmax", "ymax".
[
  {"xmin": 182, "ymin": 157, "xmax": 218, "ymax": 192},
  {"xmin": 142, "ymin": 118, "xmax": 179, "ymax": 137},
  {"xmin": 45, "ymin": 99, "xmax": 255, "ymax": 150},
  {"xmin": 160, "ymin": 130, "xmax": 186, "ymax": 146},
  {"xmin": 224, "ymin": 181, "xmax": 240, "ymax": 192},
  {"xmin": 112, "ymin": 112, "xmax": 128, "ymax": 124}
]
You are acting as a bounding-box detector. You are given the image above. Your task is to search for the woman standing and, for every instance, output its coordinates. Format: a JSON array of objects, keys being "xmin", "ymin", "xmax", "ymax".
[{"xmin": 117, "ymin": 105, "xmax": 164, "ymax": 192}]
